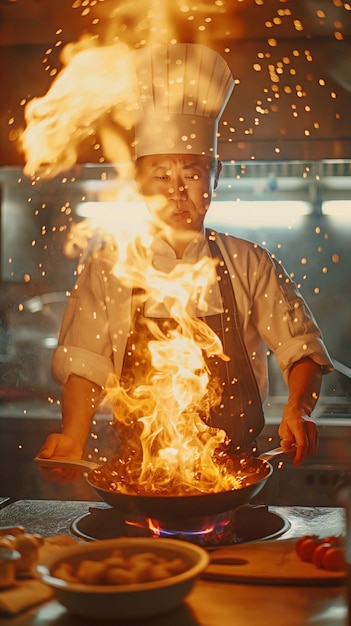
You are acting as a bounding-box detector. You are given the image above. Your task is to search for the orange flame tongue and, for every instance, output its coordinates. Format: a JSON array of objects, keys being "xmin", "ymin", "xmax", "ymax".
[
  {"xmin": 136, "ymin": 331, "xmax": 226, "ymax": 492},
  {"xmin": 102, "ymin": 305, "xmax": 243, "ymax": 495},
  {"xmin": 95, "ymin": 236, "xmax": 245, "ymax": 497}
]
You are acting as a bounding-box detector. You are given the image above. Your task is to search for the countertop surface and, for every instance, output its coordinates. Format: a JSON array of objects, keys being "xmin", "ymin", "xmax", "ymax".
[
  {"xmin": 0, "ymin": 499, "xmax": 346, "ymax": 540},
  {"xmin": 0, "ymin": 501, "xmax": 349, "ymax": 626}
]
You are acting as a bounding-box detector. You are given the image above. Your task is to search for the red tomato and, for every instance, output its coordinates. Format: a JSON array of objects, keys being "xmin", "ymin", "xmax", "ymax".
[
  {"xmin": 295, "ymin": 534, "xmax": 315, "ymax": 554},
  {"xmin": 322, "ymin": 547, "xmax": 346, "ymax": 572},
  {"xmin": 322, "ymin": 535, "xmax": 343, "ymax": 548},
  {"xmin": 295, "ymin": 535, "xmax": 318, "ymax": 558},
  {"xmin": 296, "ymin": 536, "xmax": 321, "ymax": 562},
  {"xmin": 312, "ymin": 542, "xmax": 333, "ymax": 568}
]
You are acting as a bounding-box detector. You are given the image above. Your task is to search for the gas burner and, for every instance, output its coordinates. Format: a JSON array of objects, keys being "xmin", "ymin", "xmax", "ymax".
[{"xmin": 70, "ymin": 504, "xmax": 290, "ymax": 546}]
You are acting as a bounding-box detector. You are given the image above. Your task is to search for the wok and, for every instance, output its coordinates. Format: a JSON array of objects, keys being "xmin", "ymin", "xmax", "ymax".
[{"xmin": 35, "ymin": 447, "xmax": 286, "ymax": 521}]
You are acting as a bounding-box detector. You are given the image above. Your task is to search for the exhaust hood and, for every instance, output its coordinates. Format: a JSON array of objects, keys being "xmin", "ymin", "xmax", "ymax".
[{"xmin": 0, "ymin": 0, "xmax": 351, "ymax": 165}]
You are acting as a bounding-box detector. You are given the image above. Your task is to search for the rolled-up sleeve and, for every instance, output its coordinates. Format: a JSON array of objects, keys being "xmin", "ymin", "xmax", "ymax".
[
  {"xmin": 216, "ymin": 233, "xmax": 333, "ymax": 395},
  {"xmin": 252, "ymin": 250, "xmax": 333, "ymax": 384},
  {"xmin": 52, "ymin": 251, "xmax": 130, "ymax": 387}
]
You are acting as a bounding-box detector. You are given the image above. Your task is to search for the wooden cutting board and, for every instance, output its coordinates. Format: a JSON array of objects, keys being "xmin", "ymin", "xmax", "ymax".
[{"xmin": 203, "ymin": 539, "xmax": 346, "ymax": 586}]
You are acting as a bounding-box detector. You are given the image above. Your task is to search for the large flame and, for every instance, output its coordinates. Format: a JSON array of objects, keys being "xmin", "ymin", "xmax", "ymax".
[
  {"xmin": 21, "ymin": 40, "xmax": 138, "ymax": 179},
  {"xmin": 21, "ymin": 22, "xmax": 243, "ymax": 497},
  {"xmin": 87, "ymin": 235, "xmax": 246, "ymax": 497},
  {"xmin": 61, "ymin": 211, "xmax": 241, "ymax": 495}
]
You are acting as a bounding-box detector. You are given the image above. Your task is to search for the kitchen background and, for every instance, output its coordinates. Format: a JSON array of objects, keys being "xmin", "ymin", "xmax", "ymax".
[{"xmin": 0, "ymin": 0, "xmax": 350, "ymax": 505}]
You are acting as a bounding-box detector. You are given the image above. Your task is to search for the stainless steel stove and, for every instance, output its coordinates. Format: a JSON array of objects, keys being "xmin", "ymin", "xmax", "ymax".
[{"xmin": 70, "ymin": 504, "xmax": 291, "ymax": 546}]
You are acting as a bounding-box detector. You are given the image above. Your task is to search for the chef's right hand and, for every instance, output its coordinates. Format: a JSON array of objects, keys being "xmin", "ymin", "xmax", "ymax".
[{"xmin": 36, "ymin": 433, "xmax": 84, "ymax": 484}]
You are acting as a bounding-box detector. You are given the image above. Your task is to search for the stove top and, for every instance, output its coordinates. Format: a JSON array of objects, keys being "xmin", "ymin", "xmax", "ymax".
[{"xmin": 71, "ymin": 504, "xmax": 290, "ymax": 546}]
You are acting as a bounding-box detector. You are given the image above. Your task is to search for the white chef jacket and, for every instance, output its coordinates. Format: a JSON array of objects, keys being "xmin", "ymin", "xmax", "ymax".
[{"xmin": 52, "ymin": 229, "xmax": 333, "ymax": 401}]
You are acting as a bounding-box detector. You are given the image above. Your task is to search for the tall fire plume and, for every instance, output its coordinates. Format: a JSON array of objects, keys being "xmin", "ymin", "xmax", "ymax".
[
  {"xmin": 20, "ymin": 2, "xmax": 247, "ymax": 496},
  {"xmin": 92, "ymin": 234, "xmax": 242, "ymax": 496}
]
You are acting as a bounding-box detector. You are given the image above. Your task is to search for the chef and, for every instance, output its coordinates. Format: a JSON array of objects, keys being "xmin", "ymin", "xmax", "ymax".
[{"xmin": 37, "ymin": 43, "xmax": 333, "ymax": 480}]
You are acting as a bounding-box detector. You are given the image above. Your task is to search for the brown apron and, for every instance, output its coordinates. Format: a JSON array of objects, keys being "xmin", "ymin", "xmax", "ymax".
[{"xmin": 120, "ymin": 232, "xmax": 264, "ymax": 454}]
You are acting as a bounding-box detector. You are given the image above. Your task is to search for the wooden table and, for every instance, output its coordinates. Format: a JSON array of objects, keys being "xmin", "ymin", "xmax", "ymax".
[{"xmin": 0, "ymin": 501, "xmax": 349, "ymax": 626}]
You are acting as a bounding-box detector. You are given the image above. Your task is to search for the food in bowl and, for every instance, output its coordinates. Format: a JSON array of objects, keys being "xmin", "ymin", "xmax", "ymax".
[
  {"xmin": 38, "ymin": 537, "xmax": 209, "ymax": 620},
  {"xmin": 52, "ymin": 547, "xmax": 187, "ymax": 585}
]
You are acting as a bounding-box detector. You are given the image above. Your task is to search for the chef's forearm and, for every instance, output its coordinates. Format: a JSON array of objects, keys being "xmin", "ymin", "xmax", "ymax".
[
  {"xmin": 61, "ymin": 374, "xmax": 102, "ymax": 453},
  {"xmin": 282, "ymin": 356, "xmax": 323, "ymax": 419}
]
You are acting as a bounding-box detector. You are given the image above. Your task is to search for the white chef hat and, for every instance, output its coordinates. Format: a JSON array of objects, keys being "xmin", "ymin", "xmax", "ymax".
[{"xmin": 131, "ymin": 43, "xmax": 234, "ymax": 159}]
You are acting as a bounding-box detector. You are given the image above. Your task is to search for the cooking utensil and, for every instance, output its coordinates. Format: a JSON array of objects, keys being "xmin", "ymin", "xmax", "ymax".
[
  {"xmin": 35, "ymin": 447, "xmax": 288, "ymax": 520},
  {"xmin": 35, "ymin": 457, "xmax": 100, "ymax": 472}
]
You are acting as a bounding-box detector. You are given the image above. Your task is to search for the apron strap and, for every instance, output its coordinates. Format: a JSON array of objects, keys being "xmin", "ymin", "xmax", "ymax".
[{"xmin": 204, "ymin": 230, "xmax": 264, "ymax": 452}]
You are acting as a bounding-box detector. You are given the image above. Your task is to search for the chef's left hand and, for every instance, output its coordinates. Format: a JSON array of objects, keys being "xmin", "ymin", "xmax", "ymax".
[
  {"xmin": 35, "ymin": 433, "xmax": 84, "ymax": 484},
  {"xmin": 278, "ymin": 413, "xmax": 319, "ymax": 467}
]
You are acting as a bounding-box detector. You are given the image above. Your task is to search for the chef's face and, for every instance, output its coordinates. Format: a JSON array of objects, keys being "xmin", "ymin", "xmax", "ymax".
[{"xmin": 136, "ymin": 154, "xmax": 221, "ymax": 232}]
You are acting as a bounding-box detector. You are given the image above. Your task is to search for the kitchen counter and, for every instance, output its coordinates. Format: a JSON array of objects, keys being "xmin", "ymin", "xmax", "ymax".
[
  {"xmin": 0, "ymin": 500, "xmax": 349, "ymax": 626},
  {"xmin": 0, "ymin": 500, "xmax": 347, "ymax": 540},
  {"xmin": 1, "ymin": 580, "xmax": 346, "ymax": 626}
]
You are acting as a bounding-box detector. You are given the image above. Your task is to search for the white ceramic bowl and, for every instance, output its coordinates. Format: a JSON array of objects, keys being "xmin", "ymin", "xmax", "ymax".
[{"xmin": 38, "ymin": 537, "xmax": 209, "ymax": 620}]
